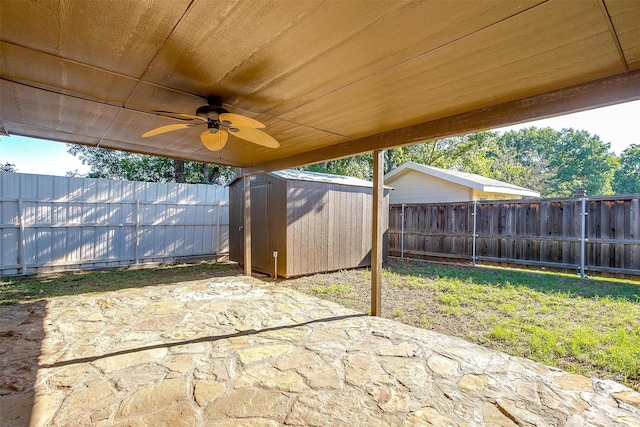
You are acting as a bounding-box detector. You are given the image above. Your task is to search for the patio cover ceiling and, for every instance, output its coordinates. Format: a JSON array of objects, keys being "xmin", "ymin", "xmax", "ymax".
[{"xmin": 1, "ymin": 0, "xmax": 640, "ymax": 175}]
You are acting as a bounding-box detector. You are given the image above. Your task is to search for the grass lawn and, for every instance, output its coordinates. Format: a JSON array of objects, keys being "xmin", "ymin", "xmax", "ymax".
[
  {"xmin": 283, "ymin": 259, "xmax": 640, "ymax": 391},
  {"xmin": 2, "ymin": 259, "xmax": 639, "ymax": 390}
]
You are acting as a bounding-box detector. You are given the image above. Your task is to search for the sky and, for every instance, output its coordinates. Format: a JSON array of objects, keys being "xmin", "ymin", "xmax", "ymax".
[{"xmin": 1, "ymin": 100, "xmax": 639, "ymax": 177}]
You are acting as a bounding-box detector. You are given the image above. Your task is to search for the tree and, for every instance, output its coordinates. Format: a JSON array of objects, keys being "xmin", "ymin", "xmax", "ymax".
[
  {"xmin": 305, "ymin": 127, "xmax": 621, "ymax": 198},
  {"xmin": 303, "ymin": 132, "xmax": 492, "ymax": 179},
  {"xmin": 546, "ymin": 129, "xmax": 619, "ymax": 197},
  {"xmin": 492, "ymin": 127, "xmax": 559, "ymax": 193},
  {"xmin": 67, "ymin": 144, "xmax": 234, "ymax": 185},
  {"xmin": 613, "ymin": 144, "xmax": 640, "ymax": 194},
  {"xmin": 304, "ymin": 154, "xmax": 373, "ymax": 179},
  {"xmin": 1, "ymin": 162, "xmax": 17, "ymax": 172},
  {"xmin": 386, "ymin": 132, "xmax": 491, "ymax": 172},
  {"xmin": 456, "ymin": 138, "xmax": 535, "ymax": 188},
  {"xmin": 467, "ymin": 127, "xmax": 620, "ymax": 197}
]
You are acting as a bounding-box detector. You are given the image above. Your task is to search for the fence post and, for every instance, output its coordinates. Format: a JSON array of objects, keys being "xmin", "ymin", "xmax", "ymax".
[
  {"xmin": 401, "ymin": 203, "xmax": 405, "ymax": 258},
  {"xmin": 134, "ymin": 200, "xmax": 140, "ymax": 265},
  {"xmin": 579, "ymin": 197, "xmax": 588, "ymax": 279},
  {"xmin": 472, "ymin": 201, "xmax": 478, "ymax": 267},
  {"xmin": 215, "ymin": 201, "xmax": 222, "ymax": 254},
  {"xmin": 17, "ymin": 198, "xmax": 27, "ymax": 275}
]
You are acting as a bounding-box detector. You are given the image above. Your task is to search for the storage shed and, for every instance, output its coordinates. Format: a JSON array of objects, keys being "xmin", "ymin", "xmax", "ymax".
[{"xmin": 229, "ymin": 170, "xmax": 389, "ymax": 277}]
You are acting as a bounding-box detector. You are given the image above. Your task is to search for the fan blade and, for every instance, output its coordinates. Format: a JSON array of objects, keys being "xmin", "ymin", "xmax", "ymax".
[
  {"xmin": 229, "ymin": 127, "xmax": 279, "ymax": 148},
  {"xmin": 153, "ymin": 111, "xmax": 207, "ymax": 122},
  {"xmin": 142, "ymin": 123, "xmax": 196, "ymax": 138},
  {"xmin": 219, "ymin": 113, "xmax": 265, "ymax": 129},
  {"xmin": 201, "ymin": 130, "xmax": 228, "ymax": 151}
]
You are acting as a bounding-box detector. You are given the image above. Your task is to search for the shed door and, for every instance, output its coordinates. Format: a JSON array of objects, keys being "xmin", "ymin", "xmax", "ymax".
[{"xmin": 250, "ymin": 184, "xmax": 271, "ymax": 272}]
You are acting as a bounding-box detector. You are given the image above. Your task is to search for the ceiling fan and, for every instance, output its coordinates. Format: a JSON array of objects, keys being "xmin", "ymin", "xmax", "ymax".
[{"xmin": 141, "ymin": 103, "xmax": 279, "ymax": 152}]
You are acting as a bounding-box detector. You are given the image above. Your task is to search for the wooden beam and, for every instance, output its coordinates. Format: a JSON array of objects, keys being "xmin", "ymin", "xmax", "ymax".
[
  {"xmin": 243, "ymin": 69, "xmax": 640, "ymax": 175},
  {"xmin": 243, "ymin": 175, "xmax": 252, "ymax": 276},
  {"xmin": 371, "ymin": 150, "xmax": 384, "ymax": 317},
  {"xmin": 597, "ymin": 0, "xmax": 628, "ymax": 71}
]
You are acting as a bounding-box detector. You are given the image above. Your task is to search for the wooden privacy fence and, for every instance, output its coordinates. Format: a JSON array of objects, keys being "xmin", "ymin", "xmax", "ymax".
[
  {"xmin": 0, "ymin": 172, "xmax": 229, "ymax": 276},
  {"xmin": 389, "ymin": 195, "xmax": 640, "ymax": 277}
]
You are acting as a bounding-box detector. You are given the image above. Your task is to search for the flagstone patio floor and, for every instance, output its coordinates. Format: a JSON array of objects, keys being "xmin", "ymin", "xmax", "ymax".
[{"xmin": 1, "ymin": 276, "xmax": 640, "ymax": 426}]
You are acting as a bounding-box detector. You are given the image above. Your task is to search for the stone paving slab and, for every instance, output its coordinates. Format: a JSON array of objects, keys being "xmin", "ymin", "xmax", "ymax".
[{"xmin": 1, "ymin": 277, "xmax": 639, "ymax": 426}]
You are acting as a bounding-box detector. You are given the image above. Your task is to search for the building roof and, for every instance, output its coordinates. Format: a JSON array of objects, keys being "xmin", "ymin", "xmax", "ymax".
[{"xmin": 384, "ymin": 162, "xmax": 540, "ymax": 197}]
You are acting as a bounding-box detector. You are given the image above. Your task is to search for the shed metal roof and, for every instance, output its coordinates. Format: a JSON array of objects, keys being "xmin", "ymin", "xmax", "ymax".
[
  {"xmin": 270, "ymin": 169, "xmax": 376, "ymax": 188},
  {"xmin": 231, "ymin": 168, "xmax": 390, "ymax": 189},
  {"xmin": 1, "ymin": 1, "xmax": 639, "ymax": 174},
  {"xmin": 384, "ymin": 162, "xmax": 541, "ymax": 197}
]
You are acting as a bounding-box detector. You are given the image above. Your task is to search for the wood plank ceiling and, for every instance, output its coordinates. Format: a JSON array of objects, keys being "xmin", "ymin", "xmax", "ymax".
[{"xmin": 1, "ymin": 0, "xmax": 639, "ymax": 173}]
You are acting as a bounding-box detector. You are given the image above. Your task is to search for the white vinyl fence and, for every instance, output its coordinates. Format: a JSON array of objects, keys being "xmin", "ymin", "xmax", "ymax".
[{"xmin": 0, "ymin": 172, "xmax": 229, "ymax": 275}]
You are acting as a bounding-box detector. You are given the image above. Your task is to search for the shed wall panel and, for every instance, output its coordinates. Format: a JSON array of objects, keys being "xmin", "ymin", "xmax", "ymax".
[{"xmin": 285, "ymin": 181, "xmax": 388, "ymax": 276}]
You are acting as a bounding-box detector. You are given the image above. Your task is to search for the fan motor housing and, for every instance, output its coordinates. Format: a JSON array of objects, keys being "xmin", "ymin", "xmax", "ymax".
[{"xmin": 196, "ymin": 105, "xmax": 228, "ymax": 120}]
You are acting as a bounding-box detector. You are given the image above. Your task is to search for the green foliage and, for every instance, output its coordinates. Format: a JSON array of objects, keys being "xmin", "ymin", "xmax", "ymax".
[
  {"xmin": 66, "ymin": 144, "xmax": 234, "ymax": 184},
  {"xmin": 613, "ymin": 144, "xmax": 640, "ymax": 194},
  {"xmin": 385, "ymin": 133, "xmax": 490, "ymax": 171},
  {"xmin": 454, "ymin": 131, "xmax": 538, "ymax": 188},
  {"xmin": 459, "ymin": 128, "xmax": 619, "ymax": 197},
  {"xmin": 304, "ymin": 155, "xmax": 373, "ymax": 179},
  {"xmin": 310, "ymin": 283, "xmax": 353, "ymax": 296},
  {"xmin": 302, "ymin": 127, "xmax": 625, "ymax": 197},
  {"xmin": 491, "ymin": 127, "xmax": 559, "ymax": 191},
  {"xmin": 393, "ymin": 305, "xmax": 404, "ymax": 317},
  {"xmin": 546, "ymin": 129, "xmax": 619, "ymax": 197},
  {"xmin": 1, "ymin": 162, "xmax": 17, "ymax": 172},
  {"xmin": 304, "ymin": 133, "xmax": 491, "ymax": 178}
]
